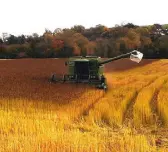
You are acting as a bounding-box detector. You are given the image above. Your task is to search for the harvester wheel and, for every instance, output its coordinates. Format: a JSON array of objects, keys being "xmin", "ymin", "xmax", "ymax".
[
  {"xmin": 62, "ymin": 75, "xmax": 66, "ymax": 83},
  {"xmin": 75, "ymin": 75, "xmax": 79, "ymax": 83},
  {"xmin": 51, "ymin": 74, "xmax": 57, "ymax": 82},
  {"xmin": 97, "ymin": 76, "xmax": 108, "ymax": 91},
  {"xmin": 103, "ymin": 83, "xmax": 108, "ymax": 92}
]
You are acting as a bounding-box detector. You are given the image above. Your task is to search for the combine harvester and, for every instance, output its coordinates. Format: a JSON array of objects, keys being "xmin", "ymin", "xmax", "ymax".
[{"xmin": 51, "ymin": 50, "xmax": 143, "ymax": 90}]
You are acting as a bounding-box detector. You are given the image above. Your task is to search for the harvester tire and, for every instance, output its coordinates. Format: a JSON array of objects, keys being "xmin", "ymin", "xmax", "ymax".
[
  {"xmin": 62, "ymin": 75, "xmax": 66, "ymax": 83},
  {"xmin": 103, "ymin": 84, "xmax": 108, "ymax": 92},
  {"xmin": 51, "ymin": 74, "xmax": 57, "ymax": 82}
]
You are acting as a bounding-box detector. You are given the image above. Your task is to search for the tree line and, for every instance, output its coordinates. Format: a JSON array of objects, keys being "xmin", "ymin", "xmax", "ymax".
[{"xmin": 0, "ymin": 23, "xmax": 168, "ymax": 59}]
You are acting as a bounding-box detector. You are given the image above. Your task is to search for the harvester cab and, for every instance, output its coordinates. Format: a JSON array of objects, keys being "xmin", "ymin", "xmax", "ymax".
[{"xmin": 51, "ymin": 50, "xmax": 143, "ymax": 90}]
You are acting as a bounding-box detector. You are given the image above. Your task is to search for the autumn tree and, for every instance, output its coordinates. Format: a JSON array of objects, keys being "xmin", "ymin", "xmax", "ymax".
[
  {"xmin": 7, "ymin": 35, "xmax": 18, "ymax": 44},
  {"xmin": 53, "ymin": 28, "xmax": 62, "ymax": 35},
  {"xmin": 71, "ymin": 33, "xmax": 89, "ymax": 56},
  {"xmin": 85, "ymin": 41, "xmax": 96, "ymax": 55},
  {"xmin": 135, "ymin": 27, "xmax": 150, "ymax": 37},
  {"xmin": 1, "ymin": 23, "xmax": 168, "ymax": 59},
  {"xmin": 126, "ymin": 29, "xmax": 141, "ymax": 49},
  {"xmin": 95, "ymin": 38, "xmax": 117, "ymax": 57},
  {"xmin": 158, "ymin": 35, "xmax": 168, "ymax": 57},
  {"xmin": 110, "ymin": 26, "xmax": 129, "ymax": 39},
  {"xmin": 54, "ymin": 30, "xmax": 75, "ymax": 57},
  {"xmin": 123, "ymin": 23, "xmax": 139, "ymax": 28},
  {"xmin": 0, "ymin": 38, "xmax": 3, "ymax": 44},
  {"xmin": 71, "ymin": 25, "xmax": 85, "ymax": 33}
]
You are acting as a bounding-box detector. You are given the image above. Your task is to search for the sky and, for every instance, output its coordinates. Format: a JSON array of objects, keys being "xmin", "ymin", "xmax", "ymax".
[{"xmin": 0, "ymin": 0, "xmax": 167, "ymax": 36}]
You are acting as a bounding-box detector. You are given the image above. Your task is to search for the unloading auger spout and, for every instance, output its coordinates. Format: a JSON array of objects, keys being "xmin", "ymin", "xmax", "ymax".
[{"xmin": 99, "ymin": 50, "xmax": 143, "ymax": 65}]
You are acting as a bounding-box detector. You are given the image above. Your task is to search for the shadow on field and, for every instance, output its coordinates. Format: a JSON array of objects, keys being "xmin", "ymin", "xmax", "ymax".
[
  {"xmin": 0, "ymin": 59, "xmax": 94, "ymax": 106},
  {"xmin": 0, "ymin": 76, "xmax": 93, "ymax": 105},
  {"xmin": 0, "ymin": 58, "xmax": 158, "ymax": 106}
]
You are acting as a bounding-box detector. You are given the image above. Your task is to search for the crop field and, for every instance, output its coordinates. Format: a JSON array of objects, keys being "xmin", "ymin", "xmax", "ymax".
[{"xmin": 0, "ymin": 58, "xmax": 168, "ymax": 152}]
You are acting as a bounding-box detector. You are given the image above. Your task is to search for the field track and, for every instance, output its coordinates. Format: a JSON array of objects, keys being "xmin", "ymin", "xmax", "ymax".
[
  {"xmin": 123, "ymin": 77, "xmax": 157, "ymax": 126},
  {"xmin": 1, "ymin": 58, "xmax": 168, "ymax": 151}
]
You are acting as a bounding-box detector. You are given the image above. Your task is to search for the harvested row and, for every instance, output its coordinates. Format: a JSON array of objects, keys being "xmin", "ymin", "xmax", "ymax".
[
  {"xmin": 158, "ymin": 81, "xmax": 168, "ymax": 126},
  {"xmin": 84, "ymin": 59, "xmax": 168, "ymax": 127},
  {"xmin": 84, "ymin": 74, "xmax": 158, "ymax": 127},
  {"xmin": 133, "ymin": 75, "xmax": 168, "ymax": 127},
  {"xmin": 123, "ymin": 76, "xmax": 159, "ymax": 126}
]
